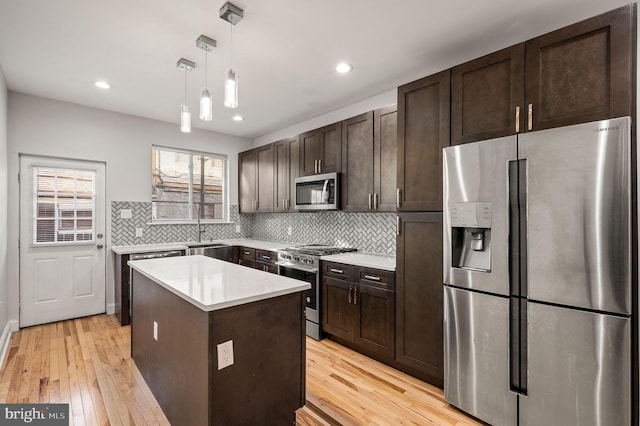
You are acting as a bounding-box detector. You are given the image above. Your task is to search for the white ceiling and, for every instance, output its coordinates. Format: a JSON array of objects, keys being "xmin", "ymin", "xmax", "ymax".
[{"xmin": 0, "ymin": 0, "xmax": 631, "ymax": 139}]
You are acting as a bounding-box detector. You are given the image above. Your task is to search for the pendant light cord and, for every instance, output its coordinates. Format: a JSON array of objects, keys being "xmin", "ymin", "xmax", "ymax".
[
  {"xmin": 230, "ymin": 24, "xmax": 233, "ymax": 69},
  {"xmin": 184, "ymin": 69, "xmax": 187, "ymax": 104},
  {"xmin": 204, "ymin": 49, "xmax": 208, "ymax": 87}
]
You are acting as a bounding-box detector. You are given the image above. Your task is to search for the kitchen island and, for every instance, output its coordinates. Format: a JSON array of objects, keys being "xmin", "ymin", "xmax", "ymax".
[{"xmin": 128, "ymin": 255, "xmax": 310, "ymax": 425}]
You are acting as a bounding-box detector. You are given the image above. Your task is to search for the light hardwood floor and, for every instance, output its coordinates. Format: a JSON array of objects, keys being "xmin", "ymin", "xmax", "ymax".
[{"xmin": 0, "ymin": 315, "xmax": 481, "ymax": 425}]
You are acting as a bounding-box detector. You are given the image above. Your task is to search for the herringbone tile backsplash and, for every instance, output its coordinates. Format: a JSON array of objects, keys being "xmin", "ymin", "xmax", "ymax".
[{"xmin": 111, "ymin": 202, "xmax": 396, "ymax": 255}]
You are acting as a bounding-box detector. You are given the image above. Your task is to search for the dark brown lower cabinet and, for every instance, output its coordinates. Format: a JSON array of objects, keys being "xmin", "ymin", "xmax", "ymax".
[
  {"xmin": 322, "ymin": 262, "xmax": 395, "ymax": 362},
  {"xmin": 395, "ymin": 213, "xmax": 444, "ymax": 388},
  {"xmin": 114, "ymin": 253, "xmax": 130, "ymax": 325},
  {"xmin": 237, "ymin": 247, "xmax": 277, "ymax": 274},
  {"xmin": 131, "ymin": 270, "xmax": 305, "ymax": 425}
]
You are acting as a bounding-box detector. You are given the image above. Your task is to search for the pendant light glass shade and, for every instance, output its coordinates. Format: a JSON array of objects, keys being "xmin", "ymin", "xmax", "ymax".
[
  {"xmin": 180, "ymin": 104, "xmax": 191, "ymax": 133},
  {"xmin": 200, "ymin": 89, "xmax": 213, "ymax": 121},
  {"xmin": 224, "ymin": 69, "xmax": 238, "ymax": 108}
]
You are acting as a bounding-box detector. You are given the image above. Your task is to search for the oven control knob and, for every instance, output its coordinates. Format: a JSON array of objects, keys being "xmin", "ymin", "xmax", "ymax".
[
  {"xmin": 293, "ymin": 256, "xmax": 300, "ymax": 262},
  {"xmin": 305, "ymin": 258, "xmax": 313, "ymax": 264}
]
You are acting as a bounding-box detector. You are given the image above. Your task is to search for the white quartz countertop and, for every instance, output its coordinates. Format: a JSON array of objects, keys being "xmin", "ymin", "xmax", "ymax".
[
  {"xmin": 321, "ymin": 252, "xmax": 396, "ymax": 271},
  {"xmin": 128, "ymin": 255, "xmax": 310, "ymax": 311}
]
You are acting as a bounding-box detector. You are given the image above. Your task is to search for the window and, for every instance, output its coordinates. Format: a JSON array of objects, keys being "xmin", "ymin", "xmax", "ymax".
[
  {"xmin": 33, "ymin": 167, "xmax": 96, "ymax": 244},
  {"xmin": 151, "ymin": 146, "xmax": 227, "ymax": 221}
]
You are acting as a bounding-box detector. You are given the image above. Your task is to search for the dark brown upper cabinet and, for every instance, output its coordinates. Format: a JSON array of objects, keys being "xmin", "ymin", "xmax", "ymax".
[
  {"xmin": 451, "ymin": 44, "xmax": 525, "ymax": 145},
  {"xmin": 238, "ymin": 144, "xmax": 275, "ymax": 213},
  {"xmin": 299, "ymin": 122, "xmax": 342, "ymax": 176},
  {"xmin": 342, "ymin": 107, "xmax": 398, "ymax": 212},
  {"xmin": 341, "ymin": 112, "xmax": 374, "ymax": 212},
  {"xmin": 397, "ymin": 70, "xmax": 450, "ymax": 212},
  {"xmin": 274, "ymin": 136, "xmax": 298, "ymax": 212},
  {"xmin": 256, "ymin": 144, "xmax": 275, "ymax": 212},
  {"xmin": 374, "ymin": 106, "xmax": 398, "ymax": 212},
  {"xmin": 525, "ymin": 4, "xmax": 634, "ymax": 131},
  {"xmin": 451, "ymin": 5, "xmax": 634, "ymax": 145},
  {"xmin": 238, "ymin": 149, "xmax": 257, "ymax": 213}
]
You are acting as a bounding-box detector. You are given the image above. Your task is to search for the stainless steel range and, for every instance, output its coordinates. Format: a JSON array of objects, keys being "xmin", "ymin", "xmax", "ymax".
[{"xmin": 277, "ymin": 245, "xmax": 356, "ymax": 340}]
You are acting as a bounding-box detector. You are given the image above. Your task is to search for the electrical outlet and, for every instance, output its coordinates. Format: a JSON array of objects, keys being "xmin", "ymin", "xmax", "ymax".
[
  {"xmin": 235, "ymin": 225, "xmax": 241, "ymax": 234},
  {"xmin": 153, "ymin": 321, "xmax": 158, "ymax": 341},
  {"xmin": 120, "ymin": 209, "xmax": 132, "ymax": 219},
  {"xmin": 287, "ymin": 227, "xmax": 292, "ymax": 236},
  {"xmin": 217, "ymin": 340, "xmax": 234, "ymax": 370},
  {"xmin": 135, "ymin": 228, "xmax": 143, "ymax": 238}
]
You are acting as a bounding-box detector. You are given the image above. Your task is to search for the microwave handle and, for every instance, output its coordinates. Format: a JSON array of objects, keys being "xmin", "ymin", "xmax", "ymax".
[{"xmin": 322, "ymin": 179, "xmax": 330, "ymax": 202}]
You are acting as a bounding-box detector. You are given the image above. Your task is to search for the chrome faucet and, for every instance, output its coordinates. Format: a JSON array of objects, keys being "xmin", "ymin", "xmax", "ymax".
[{"xmin": 197, "ymin": 203, "xmax": 206, "ymax": 243}]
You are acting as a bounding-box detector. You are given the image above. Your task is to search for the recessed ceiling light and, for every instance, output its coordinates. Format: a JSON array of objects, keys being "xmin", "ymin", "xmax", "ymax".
[
  {"xmin": 94, "ymin": 81, "xmax": 111, "ymax": 89},
  {"xmin": 233, "ymin": 115, "xmax": 244, "ymax": 121},
  {"xmin": 335, "ymin": 63, "xmax": 353, "ymax": 74}
]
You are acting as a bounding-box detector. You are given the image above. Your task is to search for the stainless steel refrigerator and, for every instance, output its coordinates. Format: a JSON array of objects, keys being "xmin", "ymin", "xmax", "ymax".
[{"xmin": 443, "ymin": 116, "xmax": 632, "ymax": 426}]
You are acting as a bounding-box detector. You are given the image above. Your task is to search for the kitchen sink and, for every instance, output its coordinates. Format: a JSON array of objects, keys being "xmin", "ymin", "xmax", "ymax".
[{"xmin": 186, "ymin": 243, "xmax": 233, "ymax": 262}]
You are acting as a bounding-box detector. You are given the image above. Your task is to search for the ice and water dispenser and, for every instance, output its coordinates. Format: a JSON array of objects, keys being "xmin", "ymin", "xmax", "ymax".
[{"xmin": 450, "ymin": 202, "xmax": 492, "ymax": 272}]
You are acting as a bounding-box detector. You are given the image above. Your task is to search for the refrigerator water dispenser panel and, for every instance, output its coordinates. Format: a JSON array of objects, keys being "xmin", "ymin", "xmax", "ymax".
[{"xmin": 450, "ymin": 202, "xmax": 492, "ymax": 272}]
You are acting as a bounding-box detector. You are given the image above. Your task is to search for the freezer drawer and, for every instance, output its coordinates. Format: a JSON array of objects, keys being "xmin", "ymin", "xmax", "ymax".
[
  {"xmin": 520, "ymin": 302, "xmax": 630, "ymax": 426},
  {"xmin": 444, "ymin": 286, "xmax": 517, "ymax": 426}
]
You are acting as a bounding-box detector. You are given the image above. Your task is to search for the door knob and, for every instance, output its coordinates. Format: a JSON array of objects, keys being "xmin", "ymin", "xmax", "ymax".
[
  {"xmin": 97, "ymin": 233, "xmax": 104, "ymax": 239},
  {"xmin": 97, "ymin": 244, "xmax": 104, "ymax": 250}
]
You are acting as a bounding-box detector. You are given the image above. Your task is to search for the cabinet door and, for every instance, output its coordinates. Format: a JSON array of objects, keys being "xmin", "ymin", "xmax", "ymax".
[
  {"xmin": 319, "ymin": 122, "xmax": 342, "ymax": 174},
  {"xmin": 451, "ymin": 44, "xmax": 525, "ymax": 145},
  {"xmin": 238, "ymin": 150, "xmax": 256, "ymax": 213},
  {"xmin": 397, "ymin": 70, "xmax": 450, "ymax": 212},
  {"xmin": 299, "ymin": 129, "xmax": 321, "ymax": 176},
  {"xmin": 341, "ymin": 112, "xmax": 374, "ymax": 212},
  {"xmin": 300, "ymin": 123, "xmax": 342, "ymax": 176},
  {"xmin": 354, "ymin": 284, "xmax": 394, "ymax": 360},
  {"xmin": 396, "ymin": 212, "xmax": 443, "ymax": 387},
  {"xmin": 322, "ymin": 277, "xmax": 355, "ymax": 341},
  {"xmin": 274, "ymin": 139, "xmax": 289, "ymax": 212},
  {"xmin": 256, "ymin": 144, "xmax": 274, "ymax": 212},
  {"xmin": 374, "ymin": 105, "xmax": 397, "ymax": 211},
  {"xmin": 525, "ymin": 4, "xmax": 634, "ymax": 131},
  {"xmin": 287, "ymin": 136, "xmax": 299, "ymax": 211}
]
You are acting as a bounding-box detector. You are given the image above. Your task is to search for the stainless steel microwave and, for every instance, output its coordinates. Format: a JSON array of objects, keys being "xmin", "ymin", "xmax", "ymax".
[{"xmin": 294, "ymin": 172, "xmax": 340, "ymax": 210}]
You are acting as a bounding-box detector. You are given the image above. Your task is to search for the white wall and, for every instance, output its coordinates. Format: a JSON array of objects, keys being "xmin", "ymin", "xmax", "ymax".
[
  {"xmin": 253, "ymin": 89, "xmax": 397, "ymax": 147},
  {"xmin": 0, "ymin": 66, "xmax": 9, "ymax": 337},
  {"xmin": 7, "ymin": 92, "xmax": 252, "ymax": 325}
]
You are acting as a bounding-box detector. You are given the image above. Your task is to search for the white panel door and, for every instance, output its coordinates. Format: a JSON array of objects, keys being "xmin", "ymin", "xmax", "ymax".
[{"xmin": 19, "ymin": 156, "xmax": 106, "ymax": 327}]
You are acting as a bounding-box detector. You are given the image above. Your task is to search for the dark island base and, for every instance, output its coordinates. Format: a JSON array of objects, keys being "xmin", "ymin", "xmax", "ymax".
[{"xmin": 131, "ymin": 270, "xmax": 306, "ymax": 425}]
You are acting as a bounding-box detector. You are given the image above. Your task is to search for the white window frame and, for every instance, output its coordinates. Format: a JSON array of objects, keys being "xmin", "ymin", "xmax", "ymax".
[{"xmin": 151, "ymin": 145, "xmax": 229, "ymax": 224}]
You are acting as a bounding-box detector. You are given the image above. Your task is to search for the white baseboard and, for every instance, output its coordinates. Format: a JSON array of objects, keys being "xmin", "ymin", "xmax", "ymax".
[
  {"xmin": 106, "ymin": 303, "xmax": 115, "ymax": 315},
  {"xmin": 0, "ymin": 321, "xmax": 16, "ymax": 371}
]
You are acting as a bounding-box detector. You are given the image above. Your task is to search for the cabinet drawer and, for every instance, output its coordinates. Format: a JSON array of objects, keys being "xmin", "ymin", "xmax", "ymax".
[
  {"xmin": 322, "ymin": 262, "xmax": 354, "ymax": 281},
  {"xmin": 357, "ymin": 267, "xmax": 395, "ymax": 291},
  {"xmin": 239, "ymin": 247, "xmax": 256, "ymax": 261},
  {"xmin": 238, "ymin": 259, "xmax": 256, "ymax": 269},
  {"xmin": 256, "ymin": 249, "xmax": 276, "ymax": 264}
]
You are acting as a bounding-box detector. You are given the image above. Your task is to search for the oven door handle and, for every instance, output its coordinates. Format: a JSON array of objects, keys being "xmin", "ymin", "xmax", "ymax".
[{"xmin": 276, "ymin": 262, "xmax": 319, "ymax": 273}]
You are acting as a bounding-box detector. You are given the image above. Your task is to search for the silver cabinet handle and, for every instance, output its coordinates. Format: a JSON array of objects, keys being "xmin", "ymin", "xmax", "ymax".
[
  {"xmin": 314, "ymin": 160, "xmax": 318, "ymax": 173},
  {"xmin": 261, "ymin": 255, "xmax": 271, "ymax": 260},
  {"xmin": 348, "ymin": 286, "xmax": 353, "ymax": 304},
  {"xmin": 353, "ymin": 286, "xmax": 358, "ymax": 305},
  {"xmin": 527, "ymin": 103, "xmax": 533, "ymax": 131},
  {"xmin": 364, "ymin": 275, "xmax": 381, "ymax": 281},
  {"xmin": 374, "ymin": 193, "xmax": 379, "ymax": 210},
  {"xmin": 396, "ymin": 188, "xmax": 401, "ymax": 209},
  {"xmin": 244, "ymin": 251, "xmax": 251, "ymax": 255},
  {"xmin": 396, "ymin": 216, "xmax": 401, "ymax": 236},
  {"xmin": 515, "ymin": 106, "xmax": 521, "ymax": 133},
  {"xmin": 330, "ymin": 268, "xmax": 344, "ymax": 274},
  {"xmin": 319, "ymin": 159, "xmax": 322, "ymax": 173},
  {"xmin": 368, "ymin": 193, "xmax": 372, "ymax": 210}
]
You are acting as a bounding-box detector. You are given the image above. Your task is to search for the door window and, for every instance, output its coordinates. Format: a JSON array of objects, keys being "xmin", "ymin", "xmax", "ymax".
[{"xmin": 32, "ymin": 167, "xmax": 96, "ymax": 244}]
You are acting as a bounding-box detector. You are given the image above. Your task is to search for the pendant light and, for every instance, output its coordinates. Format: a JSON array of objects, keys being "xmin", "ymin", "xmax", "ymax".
[
  {"xmin": 219, "ymin": 2, "xmax": 243, "ymax": 109},
  {"xmin": 196, "ymin": 35, "xmax": 216, "ymax": 121},
  {"xmin": 177, "ymin": 58, "xmax": 195, "ymax": 133}
]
